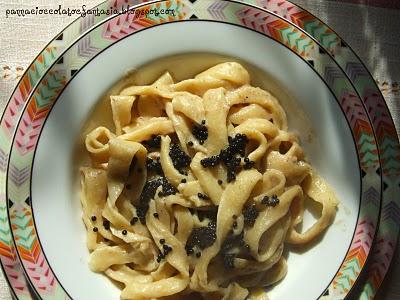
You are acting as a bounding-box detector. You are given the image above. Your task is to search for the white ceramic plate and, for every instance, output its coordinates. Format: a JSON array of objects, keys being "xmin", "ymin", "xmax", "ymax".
[{"xmin": 31, "ymin": 21, "xmax": 359, "ymax": 300}]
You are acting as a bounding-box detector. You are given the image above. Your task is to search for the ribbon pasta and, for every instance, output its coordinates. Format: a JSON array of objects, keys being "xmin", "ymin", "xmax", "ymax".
[{"xmin": 80, "ymin": 62, "xmax": 338, "ymax": 299}]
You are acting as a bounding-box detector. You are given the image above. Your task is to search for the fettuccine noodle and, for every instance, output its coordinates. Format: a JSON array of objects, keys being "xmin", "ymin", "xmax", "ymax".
[{"xmin": 80, "ymin": 62, "xmax": 338, "ymax": 300}]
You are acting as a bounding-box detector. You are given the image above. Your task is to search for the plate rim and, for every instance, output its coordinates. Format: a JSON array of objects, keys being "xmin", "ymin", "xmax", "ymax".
[{"xmin": 32, "ymin": 19, "xmax": 365, "ymax": 300}]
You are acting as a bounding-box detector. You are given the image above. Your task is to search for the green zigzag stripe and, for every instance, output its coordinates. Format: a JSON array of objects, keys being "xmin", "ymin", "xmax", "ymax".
[
  {"xmin": 0, "ymin": 235, "xmax": 11, "ymax": 247},
  {"xmin": 335, "ymin": 274, "xmax": 352, "ymax": 292},
  {"xmin": 335, "ymin": 258, "xmax": 364, "ymax": 293},
  {"xmin": 380, "ymin": 140, "xmax": 400, "ymax": 163},
  {"xmin": 358, "ymin": 134, "xmax": 378, "ymax": 167},
  {"xmin": 0, "ymin": 206, "xmax": 11, "ymax": 245},
  {"xmin": 12, "ymin": 213, "xmax": 31, "ymax": 227},
  {"xmin": 381, "ymin": 137, "xmax": 398, "ymax": 149},
  {"xmin": 28, "ymin": 47, "xmax": 59, "ymax": 86},
  {"xmin": 360, "ymin": 284, "xmax": 373, "ymax": 300},
  {"xmin": 296, "ymin": 39, "xmax": 313, "ymax": 54},
  {"xmin": 320, "ymin": 32, "xmax": 339, "ymax": 50},
  {"xmin": 342, "ymin": 259, "xmax": 362, "ymax": 275},
  {"xmin": 147, "ymin": 1, "xmax": 183, "ymax": 21},
  {"xmin": 286, "ymin": 31, "xmax": 313, "ymax": 54},
  {"xmin": 358, "ymin": 133, "xmax": 377, "ymax": 153},
  {"xmin": 361, "ymin": 155, "xmax": 379, "ymax": 168},
  {"xmin": 12, "ymin": 212, "xmax": 35, "ymax": 249},
  {"xmin": 303, "ymin": 20, "xmax": 319, "ymax": 35},
  {"xmin": 303, "ymin": 20, "xmax": 330, "ymax": 42},
  {"xmin": 383, "ymin": 158, "xmax": 400, "ymax": 173},
  {"xmin": 0, "ymin": 225, "xmax": 11, "ymax": 237},
  {"xmin": 15, "ymin": 230, "xmax": 35, "ymax": 250},
  {"xmin": 279, "ymin": 27, "xmax": 296, "ymax": 46},
  {"xmin": 33, "ymin": 72, "xmax": 65, "ymax": 109},
  {"xmin": 33, "ymin": 48, "xmax": 58, "ymax": 74},
  {"xmin": 296, "ymin": 16, "xmax": 339, "ymax": 51}
]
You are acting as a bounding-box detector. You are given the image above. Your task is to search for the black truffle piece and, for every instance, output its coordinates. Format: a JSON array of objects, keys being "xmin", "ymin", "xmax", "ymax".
[
  {"xmin": 144, "ymin": 135, "xmax": 161, "ymax": 148},
  {"xmin": 192, "ymin": 123, "xmax": 208, "ymax": 144},
  {"xmin": 243, "ymin": 204, "xmax": 259, "ymax": 227},
  {"xmin": 169, "ymin": 144, "xmax": 191, "ymax": 171}
]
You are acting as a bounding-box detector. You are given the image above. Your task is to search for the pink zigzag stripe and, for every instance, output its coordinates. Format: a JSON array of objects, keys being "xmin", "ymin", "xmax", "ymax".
[
  {"xmin": 2, "ymin": 91, "xmax": 27, "ymax": 135},
  {"xmin": 14, "ymin": 113, "xmax": 46, "ymax": 155},
  {"xmin": 257, "ymin": 0, "xmax": 302, "ymax": 16},
  {"xmin": 351, "ymin": 219, "xmax": 376, "ymax": 250},
  {"xmin": 1, "ymin": 256, "xmax": 29, "ymax": 294},
  {"xmin": 236, "ymin": 7, "xmax": 277, "ymax": 35},
  {"xmin": 102, "ymin": 13, "xmax": 146, "ymax": 40},
  {"xmin": 363, "ymin": 89, "xmax": 394, "ymax": 126},
  {"xmin": 25, "ymin": 253, "xmax": 56, "ymax": 294},
  {"xmin": 340, "ymin": 91, "xmax": 370, "ymax": 127},
  {"xmin": 369, "ymin": 237, "xmax": 395, "ymax": 267}
]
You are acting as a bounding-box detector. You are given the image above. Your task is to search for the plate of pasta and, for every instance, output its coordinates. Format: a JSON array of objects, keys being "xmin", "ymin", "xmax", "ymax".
[
  {"xmin": 4, "ymin": 1, "xmax": 388, "ymax": 300},
  {"xmin": 75, "ymin": 59, "xmax": 345, "ymax": 300}
]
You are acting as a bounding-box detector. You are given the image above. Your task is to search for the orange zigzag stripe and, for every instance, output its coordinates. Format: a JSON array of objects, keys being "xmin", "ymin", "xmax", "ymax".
[
  {"xmin": 267, "ymin": 20, "xmax": 291, "ymax": 42},
  {"xmin": 0, "ymin": 242, "xmax": 14, "ymax": 259},
  {"xmin": 18, "ymin": 240, "xmax": 40, "ymax": 264},
  {"xmin": 376, "ymin": 121, "xmax": 398, "ymax": 138},
  {"xmin": 26, "ymin": 97, "xmax": 51, "ymax": 122},
  {"xmin": 369, "ymin": 269, "xmax": 382, "ymax": 290},
  {"xmin": 345, "ymin": 245, "xmax": 367, "ymax": 266},
  {"xmin": 353, "ymin": 119, "xmax": 373, "ymax": 136},
  {"xmin": 135, "ymin": 18, "xmax": 158, "ymax": 27},
  {"xmin": 18, "ymin": 75, "xmax": 32, "ymax": 100},
  {"xmin": 289, "ymin": 11, "xmax": 315, "ymax": 27}
]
